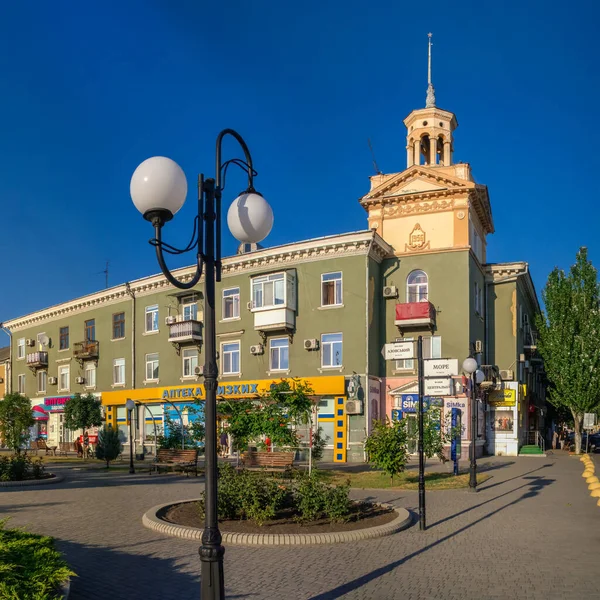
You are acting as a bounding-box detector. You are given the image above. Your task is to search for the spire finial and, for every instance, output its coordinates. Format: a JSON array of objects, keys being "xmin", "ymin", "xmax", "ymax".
[{"xmin": 426, "ymin": 32, "xmax": 436, "ymax": 108}]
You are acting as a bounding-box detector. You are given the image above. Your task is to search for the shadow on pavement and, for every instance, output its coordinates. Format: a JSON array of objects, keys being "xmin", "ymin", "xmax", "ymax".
[
  {"xmin": 477, "ymin": 463, "xmax": 553, "ymax": 492},
  {"xmin": 308, "ymin": 475, "xmax": 555, "ymax": 600}
]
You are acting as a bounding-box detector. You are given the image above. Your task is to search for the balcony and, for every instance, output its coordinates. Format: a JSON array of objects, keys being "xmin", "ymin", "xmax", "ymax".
[
  {"xmin": 394, "ymin": 301, "xmax": 436, "ymax": 330},
  {"xmin": 479, "ymin": 364, "xmax": 500, "ymax": 389},
  {"xmin": 73, "ymin": 341, "xmax": 100, "ymax": 361},
  {"xmin": 168, "ymin": 319, "xmax": 202, "ymax": 344},
  {"xmin": 26, "ymin": 351, "xmax": 48, "ymax": 368}
]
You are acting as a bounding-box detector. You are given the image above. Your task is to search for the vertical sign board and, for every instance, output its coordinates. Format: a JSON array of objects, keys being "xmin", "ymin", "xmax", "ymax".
[
  {"xmin": 584, "ymin": 413, "xmax": 596, "ymax": 430},
  {"xmin": 451, "ymin": 407, "xmax": 462, "ymax": 476}
]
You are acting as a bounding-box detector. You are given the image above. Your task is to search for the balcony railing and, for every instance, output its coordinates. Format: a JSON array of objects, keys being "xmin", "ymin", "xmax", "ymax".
[
  {"xmin": 26, "ymin": 351, "xmax": 48, "ymax": 368},
  {"xmin": 394, "ymin": 301, "xmax": 436, "ymax": 327},
  {"xmin": 73, "ymin": 340, "xmax": 100, "ymax": 360},
  {"xmin": 168, "ymin": 319, "xmax": 202, "ymax": 343},
  {"xmin": 479, "ymin": 364, "xmax": 500, "ymax": 389}
]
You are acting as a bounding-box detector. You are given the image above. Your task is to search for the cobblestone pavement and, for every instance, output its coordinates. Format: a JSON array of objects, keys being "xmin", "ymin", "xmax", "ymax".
[{"xmin": 0, "ymin": 453, "xmax": 597, "ymax": 600}]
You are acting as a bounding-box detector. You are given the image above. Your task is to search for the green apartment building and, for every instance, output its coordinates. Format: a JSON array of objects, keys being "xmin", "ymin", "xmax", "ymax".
[{"xmin": 1, "ymin": 80, "xmax": 546, "ymax": 461}]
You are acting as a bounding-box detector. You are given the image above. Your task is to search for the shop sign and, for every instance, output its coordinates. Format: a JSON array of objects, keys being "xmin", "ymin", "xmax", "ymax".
[
  {"xmin": 43, "ymin": 396, "xmax": 72, "ymax": 411},
  {"xmin": 424, "ymin": 378, "xmax": 453, "ymax": 396},
  {"xmin": 383, "ymin": 342, "xmax": 414, "ymax": 361},
  {"xmin": 400, "ymin": 394, "xmax": 429, "ymax": 413},
  {"xmin": 424, "ymin": 359, "xmax": 459, "ymax": 377},
  {"xmin": 488, "ymin": 389, "xmax": 516, "ymax": 407}
]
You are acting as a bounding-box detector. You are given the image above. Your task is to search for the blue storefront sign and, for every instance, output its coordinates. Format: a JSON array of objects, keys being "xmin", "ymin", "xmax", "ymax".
[
  {"xmin": 400, "ymin": 394, "xmax": 430, "ymax": 413},
  {"xmin": 451, "ymin": 407, "xmax": 462, "ymax": 475},
  {"xmin": 391, "ymin": 409, "xmax": 402, "ymax": 421}
]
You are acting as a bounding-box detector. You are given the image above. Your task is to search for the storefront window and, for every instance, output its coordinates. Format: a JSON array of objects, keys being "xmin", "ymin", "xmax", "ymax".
[{"xmin": 317, "ymin": 397, "xmax": 335, "ymax": 448}]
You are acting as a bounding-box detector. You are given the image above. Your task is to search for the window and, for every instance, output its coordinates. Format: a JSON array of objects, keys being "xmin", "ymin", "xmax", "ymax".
[
  {"xmin": 223, "ymin": 288, "xmax": 240, "ymax": 319},
  {"xmin": 252, "ymin": 273, "xmax": 285, "ymax": 309},
  {"xmin": 85, "ymin": 319, "xmax": 96, "ymax": 342},
  {"xmin": 407, "ymin": 270, "xmax": 428, "ymax": 302},
  {"xmin": 17, "ymin": 338, "xmax": 25, "ymax": 359},
  {"xmin": 181, "ymin": 295, "xmax": 198, "ymax": 321},
  {"xmin": 321, "ymin": 272, "xmax": 343, "ymax": 307},
  {"xmin": 183, "ymin": 348, "xmax": 199, "ymax": 378},
  {"xmin": 113, "ymin": 312, "xmax": 125, "ymax": 339},
  {"xmin": 474, "ymin": 282, "xmax": 482, "ymax": 315},
  {"xmin": 145, "ymin": 305, "xmax": 159, "ymax": 332},
  {"xmin": 145, "ymin": 353, "xmax": 159, "ymax": 381},
  {"xmin": 396, "ymin": 336, "xmax": 442, "ymax": 370},
  {"xmin": 321, "ymin": 333, "xmax": 343, "ymax": 368},
  {"xmin": 58, "ymin": 365, "xmax": 70, "ymax": 392},
  {"xmin": 221, "ymin": 341, "xmax": 240, "ymax": 375},
  {"xmin": 113, "ymin": 358, "xmax": 125, "ymax": 385},
  {"xmin": 59, "ymin": 327, "xmax": 69, "ymax": 350},
  {"xmin": 37, "ymin": 370, "xmax": 47, "ymax": 394},
  {"xmin": 270, "ymin": 338, "xmax": 289, "ymax": 371},
  {"xmin": 17, "ymin": 374, "xmax": 25, "ymax": 394},
  {"xmin": 85, "ymin": 363, "xmax": 96, "ymax": 388}
]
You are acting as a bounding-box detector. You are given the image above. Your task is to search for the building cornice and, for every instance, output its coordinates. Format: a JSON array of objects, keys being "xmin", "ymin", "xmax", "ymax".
[{"xmin": 3, "ymin": 231, "xmax": 392, "ymax": 331}]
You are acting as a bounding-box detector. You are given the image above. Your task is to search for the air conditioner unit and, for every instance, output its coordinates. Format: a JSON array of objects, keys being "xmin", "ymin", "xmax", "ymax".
[
  {"xmin": 165, "ymin": 316, "xmax": 177, "ymax": 325},
  {"xmin": 246, "ymin": 301, "xmax": 254, "ymax": 310},
  {"xmin": 194, "ymin": 365, "xmax": 204, "ymax": 376},
  {"xmin": 75, "ymin": 376, "xmax": 85, "ymax": 384},
  {"xmin": 474, "ymin": 340, "xmax": 483, "ymax": 353},
  {"xmin": 304, "ymin": 339, "xmax": 319, "ymax": 351},
  {"xmin": 346, "ymin": 400, "xmax": 363, "ymax": 415},
  {"xmin": 26, "ymin": 339, "xmax": 35, "ymax": 347},
  {"xmin": 499, "ymin": 369, "xmax": 513, "ymax": 381},
  {"xmin": 48, "ymin": 376, "xmax": 57, "ymax": 385},
  {"xmin": 383, "ymin": 285, "xmax": 398, "ymax": 299},
  {"xmin": 250, "ymin": 344, "xmax": 264, "ymax": 356}
]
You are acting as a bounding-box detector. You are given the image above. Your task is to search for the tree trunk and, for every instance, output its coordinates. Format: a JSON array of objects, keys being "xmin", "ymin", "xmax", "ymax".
[{"xmin": 572, "ymin": 410, "xmax": 583, "ymax": 454}]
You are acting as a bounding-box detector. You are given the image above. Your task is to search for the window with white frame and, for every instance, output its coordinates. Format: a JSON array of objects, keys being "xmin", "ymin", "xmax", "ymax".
[
  {"xmin": 182, "ymin": 348, "xmax": 198, "ymax": 378},
  {"xmin": 113, "ymin": 358, "xmax": 125, "ymax": 385},
  {"xmin": 145, "ymin": 305, "xmax": 159, "ymax": 332},
  {"xmin": 396, "ymin": 336, "xmax": 442, "ymax": 370},
  {"xmin": 252, "ymin": 273, "xmax": 285, "ymax": 309},
  {"xmin": 223, "ymin": 287, "xmax": 240, "ymax": 319},
  {"xmin": 58, "ymin": 365, "xmax": 70, "ymax": 392},
  {"xmin": 321, "ymin": 333, "xmax": 343, "ymax": 368},
  {"xmin": 17, "ymin": 374, "xmax": 25, "ymax": 394},
  {"xmin": 85, "ymin": 363, "xmax": 96, "ymax": 388},
  {"xmin": 181, "ymin": 295, "xmax": 198, "ymax": 321},
  {"xmin": 145, "ymin": 353, "xmax": 159, "ymax": 381},
  {"xmin": 221, "ymin": 341, "xmax": 240, "ymax": 375},
  {"xmin": 407, "ymin": 270, "xmax": 428, "ymax": 302},
  {"xmin": 37, "ymin": 370, "xmax": 47, "ymax": 394},
  {"xmin": 321, "ymin": 272, "xmax": 342, "ymax": 306},
  {"xmin": 17, "ymin": 338, "xmax": 25, "ymax": 359},
  {"xmin": 270, "ymin": 338, "xmax": 289, "ymax": 371}
]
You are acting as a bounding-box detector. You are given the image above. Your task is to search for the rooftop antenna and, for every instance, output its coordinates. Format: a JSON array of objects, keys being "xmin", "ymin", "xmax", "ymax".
[
  {"xmin": 367, "ymin": 138, "xmax": 382, "ymax": 175},
  {"xmin": 97, "ymin": 261, "xmax": 109, "ymax": 289},
  {"xmin": 425, "ymin": 32, "xmax": 436, "ymax": 108}
]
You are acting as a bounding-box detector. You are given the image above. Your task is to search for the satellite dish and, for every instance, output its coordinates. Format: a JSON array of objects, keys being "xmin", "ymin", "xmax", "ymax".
[{"xmin": 39, "ymin": 335, "xmax": 50, "ymax": 347}]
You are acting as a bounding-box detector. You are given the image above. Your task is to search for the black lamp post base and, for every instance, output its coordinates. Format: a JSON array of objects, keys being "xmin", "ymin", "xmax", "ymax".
[{"xmin": 200, "ymin": 545, "xmax": 225, "ymax": 600}]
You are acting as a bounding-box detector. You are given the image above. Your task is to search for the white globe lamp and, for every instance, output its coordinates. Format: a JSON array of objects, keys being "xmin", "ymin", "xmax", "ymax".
[
  {"xmin": 475, "ymin": 369, "xmax": 485, "ymax": 385},
  {"xmin": 227, "ymin": 192, "xmax": 274, "ymax": 244},
  {"xmin": 462, "ymin": 357, "xmax": 478, "ymax": 375},
  {"xmin": 130, "ymin": 156, "xmax": 188, "ymax": 222}
]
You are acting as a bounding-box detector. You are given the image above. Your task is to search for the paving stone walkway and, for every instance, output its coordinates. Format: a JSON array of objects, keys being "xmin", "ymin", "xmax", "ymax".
[{"xmin": 0, "ymin": 453, "xmax": 597, "ymax": 600}]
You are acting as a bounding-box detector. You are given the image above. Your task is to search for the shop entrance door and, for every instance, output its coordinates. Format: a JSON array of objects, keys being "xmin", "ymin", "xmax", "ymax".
[{"xmin": 47, "ymin": 413, "xmax": 60, "ymax": 447}]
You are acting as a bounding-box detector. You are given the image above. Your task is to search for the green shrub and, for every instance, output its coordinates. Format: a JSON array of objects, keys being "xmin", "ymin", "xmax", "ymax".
[
  {"xmin": 95, "ymin": 425, "xmax": 122, "ymax": 468},
  {"xmin": 324, "ymin": 480, "xmax": 352, "ymax": 523},
  {"xmin": 294, "ymin": 472, "xmax": 329, "ymax": 522},
  {"xmin": 0, "ymin": 519, "xmax": 74, "ymax": 600},
  {"xmin": 0, "ymin": 455, "xmax": 45, "ymax": 482}
]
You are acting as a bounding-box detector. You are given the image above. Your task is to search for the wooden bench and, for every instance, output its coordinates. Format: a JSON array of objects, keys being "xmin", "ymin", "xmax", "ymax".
[
  {"xmin": 149, "ymin": 448, "xmax": 200, "ymax": 477},
  {"xmin": 33, "ymin": 440, "xmax": 57, "ymax": 456},
  {"xmin": 240, "ymin": 451, "xmax": 294, "ymax": 472}
]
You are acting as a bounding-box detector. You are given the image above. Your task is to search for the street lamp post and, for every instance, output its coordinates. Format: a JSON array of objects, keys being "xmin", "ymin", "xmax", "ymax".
[
  {"xmin": 462, "ymin": 357, "xmax": 483, "ymax": 492},
  {"xmin": 130, "ymin": 130, "xmax": 274, "ymax": 600},
  {"xmin": 125, "ymin": 398, "xmax": 136, "ymax": 475}
]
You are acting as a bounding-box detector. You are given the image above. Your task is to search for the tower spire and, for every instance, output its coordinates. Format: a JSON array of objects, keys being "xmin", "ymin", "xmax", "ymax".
[{"xmin": 426, "ymin": 33, "xmax": 436, "ymax": 108}]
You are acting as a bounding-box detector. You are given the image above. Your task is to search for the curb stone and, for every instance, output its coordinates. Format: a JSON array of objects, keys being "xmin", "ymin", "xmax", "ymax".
[
  {"xmin": 0, "ymin": 473, "xmax": 64, "ymax": 488},
  {"xmin": 142, "ymin": 498, "xmax": 412, "ymax": 546}
]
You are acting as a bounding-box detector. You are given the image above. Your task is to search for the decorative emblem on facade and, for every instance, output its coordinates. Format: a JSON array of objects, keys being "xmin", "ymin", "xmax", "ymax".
[
  {"xmin": 405, "ymin": 223, "xmax": 431, "ymax": 252},
  {"xmin": 457, "ymin": 210, "xmax": 465, "ymax": 220}
]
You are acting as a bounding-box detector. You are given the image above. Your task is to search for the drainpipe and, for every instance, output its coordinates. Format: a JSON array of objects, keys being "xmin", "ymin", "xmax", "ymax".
[
  {"xmin": 0, "ymin": 323, "xmax": 12, "ymax": 393},
  {"xmin": 125, "ymin": 283, "xmax": 136, "ymax": 389}
]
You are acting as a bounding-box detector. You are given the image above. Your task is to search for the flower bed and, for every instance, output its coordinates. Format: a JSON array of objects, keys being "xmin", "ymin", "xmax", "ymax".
[
  {"xmin": 0, "ymin": 519, "xmax": 74, "ymax": 600},
  {"xmin": 0, "ymin": 454, "xmax": 47, "ymax": 482}
]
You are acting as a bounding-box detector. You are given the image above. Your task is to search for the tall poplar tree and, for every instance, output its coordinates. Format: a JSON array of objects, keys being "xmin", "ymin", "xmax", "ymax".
[{"xmin": 536, "ymin": 248, "xmax": 600, "ymax": 453}]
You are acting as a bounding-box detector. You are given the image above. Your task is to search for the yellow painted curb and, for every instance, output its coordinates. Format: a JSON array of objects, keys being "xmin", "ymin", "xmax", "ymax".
[
  {"xmin": 586, "ymin": 476, "xmax": 599, "ymax": 484},
  {"xmin": 582, "ymin": 470, "xmax": 595, "ymax": 478},
  {"xmin": 588, "ymin": 482, "xmax": 600, "ymax": 491},
  {"xmin": 590, "ymin": 489, "xmax": 600, "ymax": 498},
  {"xmin": 597, "ymin": 499, "xmax": 600, "ymax": 507},
  {"xmin": 581, "ymin": 456, "xmax": 590, "ymax": 462}
]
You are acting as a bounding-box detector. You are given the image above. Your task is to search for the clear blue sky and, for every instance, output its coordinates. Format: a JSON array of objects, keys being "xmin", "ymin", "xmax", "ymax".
[{"xmin": 0, "ymin": 0, "xmax": 598, "ymax": 325}]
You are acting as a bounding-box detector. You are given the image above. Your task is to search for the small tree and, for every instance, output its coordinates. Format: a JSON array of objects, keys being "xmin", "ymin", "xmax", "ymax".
[
  {"xmin": 422, "ymin": 408, "xmax": 449, "ymax": 462},
  {"xmin": 0, "ymin": 393, "xmax": 34, "ymax": 454},
  {"xmin": 63, "ymin": 393, "xmax": 103, "ymax": 450},
  {"xmin": 95, "ymin": 426, "xmax": 122, "ymax": 468},
  {"xmin": 311, "ymin": 426, "xmax": 327, "ymax": 463},
  {"xmin": 536, "ymin": 248, "xmax": 600, "ymax": 454},
  {"xmin": 364, "ymin": 417, "xmax": 409, "ymax": 484}
]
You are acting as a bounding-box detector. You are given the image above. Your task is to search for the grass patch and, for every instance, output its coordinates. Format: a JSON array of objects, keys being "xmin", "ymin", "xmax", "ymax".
[
  {"xmin": 0, "ymin": 519, "xmax": 74, "ymax": 600},
  {"xmin": 320, "ymin": 469, "xmax": 491, "ymax": 490}
]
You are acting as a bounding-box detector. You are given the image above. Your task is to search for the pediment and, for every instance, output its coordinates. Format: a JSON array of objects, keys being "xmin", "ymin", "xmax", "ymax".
[
  {"xmin": 363, "ymin": 166, "xmax": 474, "ymax": 202},
  {"xmin": 389, "ymin": 381, "xmax": 418, "ymax": 395}
]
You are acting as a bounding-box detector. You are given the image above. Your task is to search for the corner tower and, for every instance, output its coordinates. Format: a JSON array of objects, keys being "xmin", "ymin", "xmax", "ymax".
[{"xmin": 360, "ymin": 34, "xmax": 494, "ymax": 262}]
